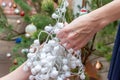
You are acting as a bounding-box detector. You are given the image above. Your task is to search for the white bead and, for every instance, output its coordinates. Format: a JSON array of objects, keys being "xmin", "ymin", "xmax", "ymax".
[
  {"xmin": 29, "ymin": 75, "xmax": 35, "ymax": 80},
  {"xmin": 31, "ymin": 68, "xmax": 37, "ymax": 75},
  {"xmin": 62, "ymin": 65, "xmax": 69, "ymax": 71},
  {"xmin": 29, "ymin": 48, "xmax": 35, "ymax": 53},
  {"xmin": 54, "ymin": 46, "xmax": 60, "ymax": 51},
  {"xmin": 70, "ymin": 63, "xmax": 76, "ymax": 69},
  {"xmin": 34, "ymin": 39, "xmax": 40, "ymax": 45},
  {"xmin": 54, "ymin": 28, "xmax": 60, "ymax": 34},
  {"xmin": 61, "ymin": 8, "xmax": 66, "ymax": 13},
  {"xmin": 44, "ymin": 62, "xmax": 52, "ymax": 67},
  {"xmin": 26, "ymin": 61, "xmax": 32, "ymax": 67},
  {"xmin": 33, "ymin": 61, "xmax": 38, "ymax": 66},
  {"xmin": 50, "ymin": 70, "xmax": 58, "ymax": 78},
  {"xmin": 52, "ymin": 13, "xmax": 59, "ymax": 19},
  {"xmin": 42, "ymin": 74, "xmax": 49, "ymax": 80},
  {"xmin": 57, "ymin": 77, "xmax": 63, "ymax": 80},
  {"xmin": 27, "ymin": 53, "xmax": 33, "ymax": 58},
  {"xmin": 76, "ymin": 59, "xmax": 81, "ymax": 66},
  {"xmin": 41, "ymin": 59, "xmax": 47, "ymax": 65},
  {"xmin": 48, "ymin": 40, "xmax": 56, "ymax": 44},
  {"xmin": 47, "ymin": 55, "xmax": 56, "ymax": 61},
  {"xmin": 45, "ymin": 26, "xmax": 53, "ymax": 32},
  {"xmin": 40, "ymin": 53, "xmax": 46, "ymax": 59},
  {"xmin": 67, "ymin": 48, "xmax": 74, "ymax": 54},
  {"xmin": 63, "ymin": 59, "xmax": 68, "ymax": 65},
  {"xmin": 56, "ymin": 22, "xmax": 64, "ymax": 28},
  {"xmin": 65, "ymin": 72, "xmax": 71, "ymax": 77},
  {"xmin": 41, "ymin": 67, "xmax": 48, "ymax": 74},
  {"xmin": 75, "ymin": 50, "xmax": 81, "ymax": 55},
  {"xmin": 80, "ymin": 73, "xmax": 85, "ymax": 80},
  {"xmin": 71, "ymin": 56, "xmax": 77, "ymax": 61}
]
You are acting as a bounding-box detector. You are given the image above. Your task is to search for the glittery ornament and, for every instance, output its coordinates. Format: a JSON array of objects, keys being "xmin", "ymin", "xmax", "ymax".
[
  {"xmin": 13, "ymin": 59, "xmax": 18, "ymax": 65},
  {"xmin": 14, "ymin": 8, "xmax": 20, "ymax": 14},
  {"xmin": 1, "ymin": 2, "xmax": 6, "ymax": 8},
  {"xmin": 95, "ymin": 60, "xmax": 103, "ymax": 70},
  {"xmin": 25, "ymin": 24, "xmax": 37, "ymax": 36},
  {"xmin": 13, "ymin": 3, "xmax": 17, "ymax": 8},
  {"xmin": 16, "ymin": 19, "xmax": 21, "ymax": 24},
  {"xmin": 6, "ymin": 53, "xmax": 11, "ymax": 58},
  {"xmin": 8, "ymin": 2, "xmax": 12, "ymax": 8},
  {"xmin": 20, "ymin": 11, "xmax": 25, "ymax": 16}
]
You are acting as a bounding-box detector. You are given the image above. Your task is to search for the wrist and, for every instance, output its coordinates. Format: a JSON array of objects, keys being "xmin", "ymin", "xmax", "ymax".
[{"xmin": 87, "ymin": 12, "xmax": 110, "ymax": 31}]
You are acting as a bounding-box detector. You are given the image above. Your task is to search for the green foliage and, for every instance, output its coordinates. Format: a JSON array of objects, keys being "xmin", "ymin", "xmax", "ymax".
[
  {"xmin": 91, "ymin": 0, "xmax": 112, "ymax": 9},
  {"xmin": 14, "ymin": 0, "xmax": 31, "ymax": 12},
  {"xmin": 0, "ymin": 7, "xmax": 8, "ymax": 28},
  {"xmin": 31, "ymin": 14, "xmax": 55, "ymax": 30},
  {"xmin": 41, "ymin": 0, "xmax": 55, "ymax": 15},
  {"xmin": 65, "ymin": 8, "xmax": 74, "ymax": 23}
]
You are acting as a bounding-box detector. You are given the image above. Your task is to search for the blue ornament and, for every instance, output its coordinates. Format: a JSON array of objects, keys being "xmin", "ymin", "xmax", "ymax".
[{"xmin": 15, "ymin": 37, "xmax": 22, "ymax": 43}]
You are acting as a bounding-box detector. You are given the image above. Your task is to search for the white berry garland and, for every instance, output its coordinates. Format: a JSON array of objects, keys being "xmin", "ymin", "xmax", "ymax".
[{"xmin": 23, "ymin": 0, "xmax": 85, "ymax": 80}]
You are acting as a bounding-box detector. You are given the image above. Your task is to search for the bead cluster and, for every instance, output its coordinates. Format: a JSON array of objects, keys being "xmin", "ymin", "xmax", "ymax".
[{"xmin": 24, "ymin": 0, "xmax": 85, "ymax": 80}]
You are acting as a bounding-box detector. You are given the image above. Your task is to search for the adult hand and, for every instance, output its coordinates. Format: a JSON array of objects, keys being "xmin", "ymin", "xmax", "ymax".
[{"xmin": 57, "ymin": 14, "xmax": 106, "ymax": 51}]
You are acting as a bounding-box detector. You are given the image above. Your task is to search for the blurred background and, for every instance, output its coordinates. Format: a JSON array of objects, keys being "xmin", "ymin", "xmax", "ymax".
[{"xmin": 0, "ymin": 0, "xmax": 118, "ymax": 80}]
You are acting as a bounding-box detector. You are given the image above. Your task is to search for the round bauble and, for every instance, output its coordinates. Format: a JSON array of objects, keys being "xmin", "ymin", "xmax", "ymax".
[
  {"xmin": 20, "ymin": 11, "xmax": 25, "ymax": 16},
  {"xmin": 13, "ymin": 3, "xmax": 17, "ymax": 8},
  {"xmin": 8, "ymin": 2, "xmax": 12, "ymax": 8},
  {"xmin": 6, "ymin": 53, "xmax": 11, "ymax": 58},
  {"xmin": 13, "ymin": 59, "xmax": 18, "ymax": 65},
  {"xmin": 14, "ymin": 8, "xmax": 20, "ymax": 14},
  {"xmin": 1, "ymin": 2, "xmax": 6, "ymax": 7},
  {"xmin": 25, "ymin": 24, "xmax": 37, "ymax": 36},
  {"xmin": 16, "ymin": 19, "xmax": 21, "ymax": 24}
]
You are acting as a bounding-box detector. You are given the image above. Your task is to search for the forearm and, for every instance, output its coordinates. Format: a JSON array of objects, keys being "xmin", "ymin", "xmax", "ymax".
[
  {"xmin": 0, "ymin": 62, "xmax": 31, "ymax": 80},
  {"xmin": 88, "ymin": 0, "xmax": 120, "ymax": 29}
]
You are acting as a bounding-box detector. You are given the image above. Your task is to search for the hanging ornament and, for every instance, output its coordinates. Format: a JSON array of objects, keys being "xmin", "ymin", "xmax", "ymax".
[
  {"xmin": 8, "ymin": 2, "xmax": 12, "ymax": 8},
  {"xmin": 80, "ymin": 8, "xmax": 88, "ymax": 15},
  {"xmin": 95, "ymin": 60, "xmax": 103, "ymax": 70},
  {"xmin": 16, "ymin": 19, "xmax": 21, "ymax": 24},
  {"xmin": 6, "ymin": 53, "xmax": 11, "ymax": 58},
  {"xmin": 13, "ymin": 59, "xmax": 18, "ymax": 65},
  {"xmin": 20, "ymin": 11, "xmax": 25, "ymax": 16},
  {"xmin": 13, "ymin": 3, "xmax": 17, "ymax": 8},
  {"xmin": 25, "ymin": 24, "xmax": 37, "ymax": 36},
  {"xmin": 1, "ymin": 2, "xmax": 6, "ymax": 8},
  {"xmin": 14, "ymin": 8, "xmax": 20, "ymax": 14},
  {"xmin": 15, "ymin": 37, "xmax": 22, "ymax": 43}
]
